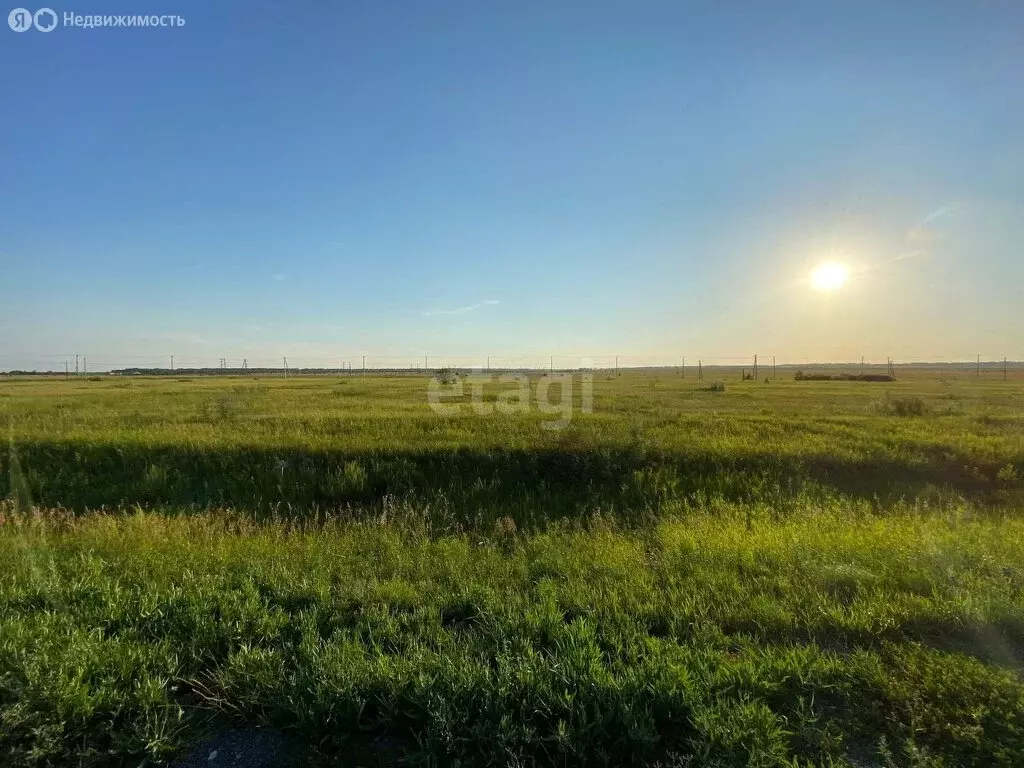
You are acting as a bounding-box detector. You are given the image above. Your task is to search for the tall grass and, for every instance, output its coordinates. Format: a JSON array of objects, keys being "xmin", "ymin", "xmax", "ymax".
[
  {"xmin": 2, "ymin": 507, "xmax": 1024, "ymax": 766},
  {"xmin": 1, "ymin": 374, "xmax": 1023, "ymax": 764},
  {"xmin": 2, "ymin": 375, "xmax": 1021, "ymax": 523}
]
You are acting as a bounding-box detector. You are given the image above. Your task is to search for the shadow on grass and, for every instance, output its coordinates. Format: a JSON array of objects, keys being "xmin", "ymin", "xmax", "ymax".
[{"xmin": 2, "ymin": 440, "xmax": 1014, "ymax": 527}]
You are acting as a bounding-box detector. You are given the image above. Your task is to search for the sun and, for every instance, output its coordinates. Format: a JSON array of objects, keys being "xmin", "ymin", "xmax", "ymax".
[{"xmin": 810, "ymin": 261, "xmax": 850, "ymax": 292}]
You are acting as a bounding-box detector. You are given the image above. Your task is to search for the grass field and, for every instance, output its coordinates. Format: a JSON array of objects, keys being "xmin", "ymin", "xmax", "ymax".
[{"xmin": 2, "ymin": 372, "xmax": 1024, "ymax": 766}]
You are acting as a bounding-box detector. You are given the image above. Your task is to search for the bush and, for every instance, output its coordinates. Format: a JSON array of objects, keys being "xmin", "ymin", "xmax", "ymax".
[
  {"xmin": 878, "ymin": 395, "xmax": 930, "ymax": 417},
  {"xmin": 434, "ymin": 367, "xmax": 458, "ymax": 385}
]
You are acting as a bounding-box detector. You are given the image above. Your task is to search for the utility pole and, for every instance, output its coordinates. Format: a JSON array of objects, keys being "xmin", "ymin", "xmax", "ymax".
[
  {"xmin": 424, "ymin": 354, "xmax": 428, "ymax": 372},
  {"xmin": 550, "ymin": 355, "xmax": 553, "ymax": 373},
  {"xmin": 65, "ymin": 360, "xmax": 69, "ymax": 379},
  {"xmin": 977, "ymin": 354, "xmax": 981, "ymax": 377},
  {"xmin": 83, "ymin": 357, "xmax": 87, "ymax": 375},
  {"xmin": 754, "ymin": 354, "xmax": 758, "ymax": 382},
  {"xmin": 283, "ymin": 357, "xmax": 289, "ymax": 378},
  {"xmin": 1005, "ymin": 357, "xmax": 1009, "ymax": 383},
  {"xmin": 75, "ymin": 354, "xmax": 79, "ymax": 376},
  {"xmin": 243, "ymin": 357, "xmax": 248, "ymax": 373},
  {"xmin": 860, "ymin": 356, "xmax": 865, "ymax": 377},
  {"xmin": 362, "ymin": 355, "xmax": 366, "ymax": 376},
  {"xmin": 170, "ymin": 354, "xmax": 174, "ymax": 371},
  {"xmin": 487, "ymin": 356, "xmax": 490, "ymax": 371},
  {"xmin": 615, "ymin": 355, "xmax": 619, "ymax": 377},
  {"xmin": 681, "ymin": 356, "xmax": 685, "ymax": 378},
  {"xmin": 773, "ymin": 355, "xmax": 777, "ymax": 381},
  {"xmin": 698, "ymin": 360, "xmax": 703, "ymax": 381}
]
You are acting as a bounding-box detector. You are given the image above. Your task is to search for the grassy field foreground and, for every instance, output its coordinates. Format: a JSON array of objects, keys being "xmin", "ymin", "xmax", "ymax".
[
  {"xmin": 1, "ymin": 373, "xmax": 1024, "ymax": 765},
  {"xmin": 3, "ymin": 509, "xmax": 1024, "ymax": 766}
]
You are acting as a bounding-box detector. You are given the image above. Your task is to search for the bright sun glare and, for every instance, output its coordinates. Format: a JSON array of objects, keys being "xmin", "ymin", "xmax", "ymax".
[{"xmin": 810, "ymin": 261, "xmax": 850, "ymax": 292}]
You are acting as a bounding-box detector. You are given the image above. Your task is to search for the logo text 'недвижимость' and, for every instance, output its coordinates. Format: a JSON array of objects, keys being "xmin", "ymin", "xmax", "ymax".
[{"xmin": 8, "ymin": 8, "xmax": 185, "ymax": 31}]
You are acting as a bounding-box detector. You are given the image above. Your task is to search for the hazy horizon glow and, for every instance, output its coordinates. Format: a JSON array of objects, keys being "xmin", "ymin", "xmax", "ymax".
[{"xmin": 2, "ymin": 1, "xmax": 1022, "ymax": 371}]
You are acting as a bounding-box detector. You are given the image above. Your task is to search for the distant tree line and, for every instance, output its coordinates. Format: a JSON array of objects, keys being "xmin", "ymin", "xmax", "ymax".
[{"xmin": 794, "ymin": 371, "xmax": 895, "ymax": 382}]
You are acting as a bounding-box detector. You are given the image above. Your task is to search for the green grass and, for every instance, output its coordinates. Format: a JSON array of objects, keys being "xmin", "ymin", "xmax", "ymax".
[
  {"xmin": 2, "ymin": 373, "xmax": 1024, "ymax": 765},
  {"xmin": 2, "ymin": 373, "xmax": 1022, "ymax": 526}
]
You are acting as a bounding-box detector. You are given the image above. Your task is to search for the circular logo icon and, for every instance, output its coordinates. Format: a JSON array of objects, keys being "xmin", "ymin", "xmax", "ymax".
[
  {"xmin": 8, "ymin": 7, "xmax": 33, "ymax": 31},
  {"xmin": 34, "ymin": 7, "xmax": 57, "ymax": 31}
]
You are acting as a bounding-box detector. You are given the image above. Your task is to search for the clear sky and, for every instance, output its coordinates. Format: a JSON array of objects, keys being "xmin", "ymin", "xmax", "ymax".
[{"xmin": 2, "ymin": 1, "xmax": 1022, "ymax": 370}]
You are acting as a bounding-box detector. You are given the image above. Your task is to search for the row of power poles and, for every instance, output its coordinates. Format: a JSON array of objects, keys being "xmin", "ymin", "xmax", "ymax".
[
  {"xmin": 64, "ymin": 354, "xmax": 87, "ymax": 378},
  {"xmin": 56, "ymin": 354, "xmax": 1011, "ymax": 382}
]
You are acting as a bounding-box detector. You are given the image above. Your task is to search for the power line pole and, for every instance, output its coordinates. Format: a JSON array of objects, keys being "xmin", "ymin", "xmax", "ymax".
[
  {"xmin": 753, "ymin": 354, "xmax": 758, "ymax": 382},
  {"xmin": 283, "ymin": 357, "xmax": 289, "ymax": 378},
  {"xmin": 550, "ymin": 355, "xmax": 554, "ymax": 373},
  {"xmin": 362, "ymin": 355, "xmax": 366, "ymax": 377},
  {"xmin": 681, "ymin": 356, "xmax": 685, "ymax": 378},
  {"xmin": 83, "ymin": 356, "xmax": 87, "ymax": 375},
  {"xmin": 860, "ymin": 356, "xmax": 864, "ymax": 377},
  {"xmin": 698, "ymin": 359, "xmax": 703, "ymax": 381},
  {"xmin": 615, "ymin": 355, "xmax": 619, "ymax": 377},
  {"xmin": 75, "ymin": 354, "xmax": 79, "ymax": 376},
  {"xmin": 65, "ymin": 360, "xmax": 69, "ymax": 379},
  {"xmin": 773, "ymin": 355, "xmax": 777, "ymax": 381},
  {"xmin": 1005, "ymin": 357, "xmax": 1009, "ymax": 383},
  {"xmin": 977, "ymin": 354, "xmax": 981, "ymax": 377},
  {"xmin": 487, "ymin": 356, "xmax": 490, "ymax": 371}
]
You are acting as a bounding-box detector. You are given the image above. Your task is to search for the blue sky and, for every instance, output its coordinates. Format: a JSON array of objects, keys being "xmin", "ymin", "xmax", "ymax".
[{"xmin": 2, "ymin": 1, "xmax": 1022, "ymax": 370}]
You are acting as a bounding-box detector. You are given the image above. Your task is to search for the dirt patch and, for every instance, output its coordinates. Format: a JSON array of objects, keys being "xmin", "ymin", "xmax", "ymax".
[{"xmin": 172, "ymin": 727, "xmax": 287, "ymax": 768}]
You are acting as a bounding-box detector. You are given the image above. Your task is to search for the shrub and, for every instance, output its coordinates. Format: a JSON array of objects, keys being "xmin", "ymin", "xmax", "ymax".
[
  {"xmin": 434, "ymin": 367, "xmax": 457, "ymax": 385},
  {"xmin": 878, "ymin": 395, "xmax": 930, "ymax": 417}
]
